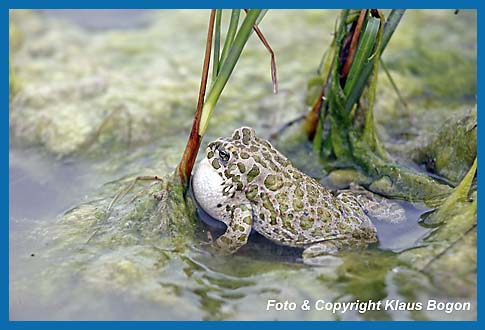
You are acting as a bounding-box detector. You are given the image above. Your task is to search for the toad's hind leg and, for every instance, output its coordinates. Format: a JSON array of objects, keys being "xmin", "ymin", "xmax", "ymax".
[
  {"xmin": 302, "ymin": 240, "xmax": 345, "ymax": 266},
  {"xmin": 339, "ymin": 185, "xmax": 406, "ymax": 223},
  {"xmin": 355, "ymin": 193, "xmax": 406, "ymax": 223},
  {"xmin": 212, "ymin": 203, "xmax": 253, "ymax": 255},
  {"xmin": 302, "ymin": 238, "xmax": 369, "ymax": 266}
]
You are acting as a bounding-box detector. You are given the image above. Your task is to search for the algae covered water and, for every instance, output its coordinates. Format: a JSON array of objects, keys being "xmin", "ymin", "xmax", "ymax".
[{"xmin": 9, "ymin": 10, "xmax": 476, "ymax": 320}]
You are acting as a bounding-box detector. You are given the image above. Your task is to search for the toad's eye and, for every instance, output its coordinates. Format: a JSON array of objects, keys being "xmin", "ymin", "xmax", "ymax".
[{"xmin": 219, "ymin": 149, "xmax": 230, "ymax": 162}]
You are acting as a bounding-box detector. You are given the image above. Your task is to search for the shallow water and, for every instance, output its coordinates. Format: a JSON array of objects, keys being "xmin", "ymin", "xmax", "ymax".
[{"xmin": 9, "ymin": 10, "xmax": 476, "ymax": 320}]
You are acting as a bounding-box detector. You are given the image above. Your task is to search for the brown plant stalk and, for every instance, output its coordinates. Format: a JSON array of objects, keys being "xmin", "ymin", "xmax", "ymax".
[
  {"xmin": 340, "ymin": 9, "xmax": 367, "ymax": 79},
  {"xmin": 177, "ymin": 10, "xmax": 216, "ymax": 186}
]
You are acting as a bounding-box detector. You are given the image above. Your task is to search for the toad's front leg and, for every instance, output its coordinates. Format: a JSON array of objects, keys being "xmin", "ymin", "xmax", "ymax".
[{"xmin": 212, "ymin": 203, "xmax": 253, "ymax": 255}]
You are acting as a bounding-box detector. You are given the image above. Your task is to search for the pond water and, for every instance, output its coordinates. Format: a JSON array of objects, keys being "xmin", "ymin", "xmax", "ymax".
[{"xmin": 9, "ymin": 10, "xmax": 476, "ymax": 320}]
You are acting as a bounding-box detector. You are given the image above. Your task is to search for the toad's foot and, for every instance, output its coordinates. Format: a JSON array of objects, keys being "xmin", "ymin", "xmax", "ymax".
[
  {"xmin": 301, "ymin": 241, "xmax": 344, "ymax": 266},
  {"xmin": 301, "ymin": 238, "xmax": 371, "ymax": 266},
  {"xmin": 357, "ymin": 194, "xmax": 406, "ymax": 223},
  {"xmin": 343, "ymin": 184, "xmax": 406, "ymax": 223}
]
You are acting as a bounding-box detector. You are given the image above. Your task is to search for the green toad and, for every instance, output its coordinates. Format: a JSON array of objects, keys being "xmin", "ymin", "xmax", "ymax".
[{"xmin": 192, "ymin": 127, "xmax": 405, "ymax": 264}]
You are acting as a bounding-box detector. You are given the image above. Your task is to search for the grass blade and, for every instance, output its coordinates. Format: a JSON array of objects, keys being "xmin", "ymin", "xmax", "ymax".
[
  {"xmin": 344, "ymin": 15, "xmax": 380, "ymax": 99},
  {"xmin": 256, "ymin": 9, "xmax": 268, "ymax": 25},
  {"xmin": 211, "ymin": 9, "xmax": 222, "ymax": 82},
  {"xmin": 380, "ymin": 58, "xmax": 408, "ymax": 110},
  {"xmin": 199, "ymin": 9, "xmax": 262, "ymax": 135},
  {"xmin": 219, "ymin": 9, "xmax": 240, "ymax": 68},
  {"xmin": 344, "ymin": 10, "xmax": 405, "ymax": 112}
]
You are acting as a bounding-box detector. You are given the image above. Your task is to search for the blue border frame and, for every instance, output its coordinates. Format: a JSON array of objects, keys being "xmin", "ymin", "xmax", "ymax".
[
  {"xmin": 5, "ymin": 0, "xmax": 482, "ymax": 328},
  {"xmin": 3, "ymin": 1, "xmax": 482, "ymax": 9}
]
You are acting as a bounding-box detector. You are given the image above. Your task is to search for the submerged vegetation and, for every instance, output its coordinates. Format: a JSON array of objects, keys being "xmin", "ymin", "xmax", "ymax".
[
  {"xmin": 302, "ymin": 10, "xmax": 470, "ymax": 203},
  {"xmin": 9, "ymin": 10, "xmax": 476, "ymax": 320}
]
